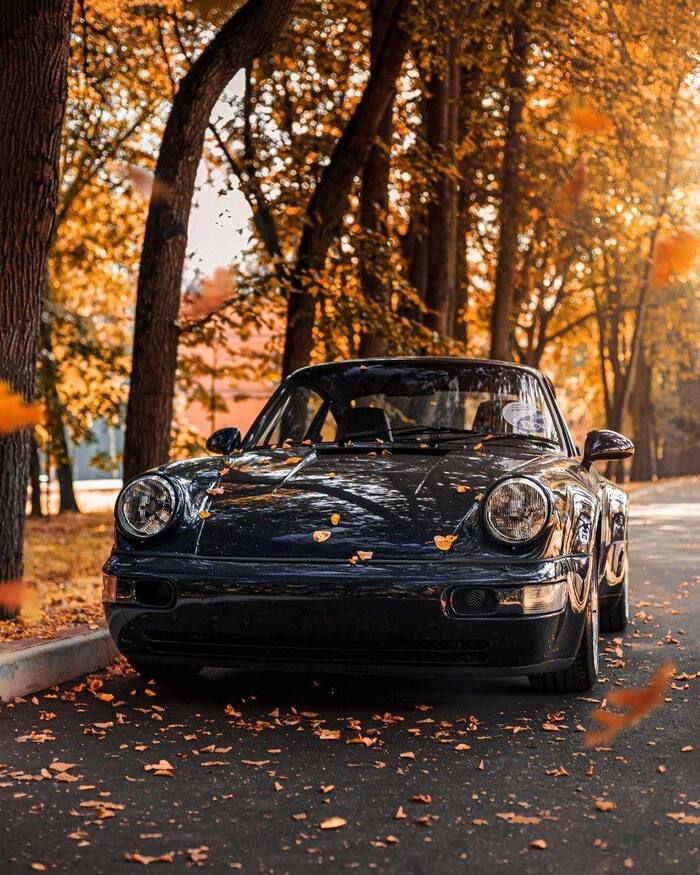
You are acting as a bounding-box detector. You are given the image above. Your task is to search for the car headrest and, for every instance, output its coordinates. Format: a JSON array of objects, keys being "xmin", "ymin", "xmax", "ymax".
[
  {"xmin": 337, "ymin": 406, "xmax": 392, "ymax": 441},
  {"xmin": 472, "ymin": 399, "xmax": 513, "ymax": 434}
]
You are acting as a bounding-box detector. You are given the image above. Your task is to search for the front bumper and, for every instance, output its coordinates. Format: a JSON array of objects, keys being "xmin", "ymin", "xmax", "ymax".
[{"xmin": 103, "ymin": 552, "xmax": 592, "ymax": 676}]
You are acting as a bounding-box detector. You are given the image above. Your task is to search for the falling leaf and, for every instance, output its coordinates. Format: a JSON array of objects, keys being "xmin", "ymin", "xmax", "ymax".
[
  {"xmin": 585, "ymin": 663, "xmax": 675, "ymax": 747},
  {"xmin": 433, "ymin": 534, "xmax": 458, "ymax": 552},
  {"xmin": 312, "ymin": 530, "xmax": 331, "ymax": 543},
  {"xmin": 320, "ymin": 817, "xmax": 346, "ymax": 830},
  {"xmin": 568, "ymin": 101, "xmax": 614, "ymax": 135},
  {"xmin": 0, "ymin": 581, "xmax": 41, "ymax": 621},
  {"xmin": 651, "ymin": 229, "xmax": 700, "ymax": 288},
  {"xmin": 0, "ymin": 382, "xmax": 42, "ymax": 434},
  {"xmin": 180, "ymin": 266, "xmax": 235, "ymax": 320},
  {"xmin": 330, "ymin": 513, "xmax": 340, "ymax": 526},
  {"xmin": 555, "ymin": 157, "xmax": 588, "ymax": 221},
  {"xmin": 115, "ymin": 163, "xmax": 172, "ymax": 204}
]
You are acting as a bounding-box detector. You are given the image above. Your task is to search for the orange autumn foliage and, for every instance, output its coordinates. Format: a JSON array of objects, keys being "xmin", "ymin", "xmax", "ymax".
[
  {"xmin": 651, "ymin": 229, "xmax": 700, "ymax": 287},
  {"xmin": 584, "ymin": 663, "xmax": 675, "ymax": 747},
  {"xmin": 0, "ymin": 381, "xmax": 43, "ymax": 434}
]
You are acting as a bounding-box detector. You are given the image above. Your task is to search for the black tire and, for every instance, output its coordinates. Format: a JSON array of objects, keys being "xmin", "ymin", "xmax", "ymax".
[
  {"xmin": 130, "ymin": 660, "xmax": 201, "ymax": 685},
  {"xmin": 600, "ymin": 574, "xmax": 629, "ymax": 633},
  {"xmin": 529, "ymin": 576, "xmax": 599, "ymax": 694}
]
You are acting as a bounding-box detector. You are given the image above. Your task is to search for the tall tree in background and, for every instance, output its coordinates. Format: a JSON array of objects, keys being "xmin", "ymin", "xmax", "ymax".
[
  {"xmin": 0, "ymin": 0, "xmax": 74, "ymax": 585},
  {"xmin": 489, "ymin": 0, "xmax": 532, "ymax": 360},
  {"xmin": 123, "ymin": 0, "xmax": 297, "ymax": 481},
  {"xmin": 280, "ymin": 0, "xmax": 414, "ymax": 376}
]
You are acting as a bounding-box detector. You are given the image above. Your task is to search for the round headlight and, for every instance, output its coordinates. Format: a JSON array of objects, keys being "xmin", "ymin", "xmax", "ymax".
[
  {"xmin": 484, "ymin": 478, "xmax": 550, "ymax": 545},
  {"xmin": 116, "ymin": 475, "xmax": 177, "ymax": 538}
]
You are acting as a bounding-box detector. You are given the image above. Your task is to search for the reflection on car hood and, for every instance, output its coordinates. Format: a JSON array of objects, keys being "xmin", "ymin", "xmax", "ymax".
[{"xmin": 164, "ymin": 443, "xmax": 566, "ymax": 561}]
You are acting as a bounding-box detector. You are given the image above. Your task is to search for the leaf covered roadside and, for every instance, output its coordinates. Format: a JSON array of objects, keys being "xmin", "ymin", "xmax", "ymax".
[{"xmin": 0, "ymin": 512, "xmax": 111, "ymax": 642}]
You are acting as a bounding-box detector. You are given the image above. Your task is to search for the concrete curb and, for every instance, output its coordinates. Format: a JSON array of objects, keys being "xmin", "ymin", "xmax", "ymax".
[{"xmin": 0, "ymin": 626, "xmax": 118, "ymax": 702}]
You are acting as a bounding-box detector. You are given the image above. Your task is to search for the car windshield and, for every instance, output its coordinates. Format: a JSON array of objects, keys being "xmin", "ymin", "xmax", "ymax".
[{"xmin": 247, "ymin": 361, "xmax": 564, "ymax": 448}]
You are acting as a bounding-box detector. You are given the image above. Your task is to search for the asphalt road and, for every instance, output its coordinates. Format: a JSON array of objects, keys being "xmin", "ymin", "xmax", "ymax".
[{"xmin": 1, "ymin": 479, "xmax": 698, "ymax": 873}]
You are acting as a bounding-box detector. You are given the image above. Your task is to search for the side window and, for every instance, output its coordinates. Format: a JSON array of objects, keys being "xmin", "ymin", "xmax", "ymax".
[{"xmin": 256, "ymin": 387, "xmax": 337, "ymax": 446}]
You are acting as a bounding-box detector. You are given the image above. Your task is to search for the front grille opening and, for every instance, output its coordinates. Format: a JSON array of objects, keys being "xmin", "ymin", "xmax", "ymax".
[
  {"xmin": 449, "ymin": 587, "xmax": 497, "ymax": 616},
  {"xmin": 141, "ymin": 632, "xmax": 490, "ymax": 666},
  {"xmin": 133, "ymin": 579, "xmax": 176, "ymax": 609}
]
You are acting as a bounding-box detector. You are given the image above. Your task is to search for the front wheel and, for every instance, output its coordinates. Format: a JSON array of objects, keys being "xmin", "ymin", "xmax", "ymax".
[
  {"xmin": 529, "ymin": 577, "xmax": 599, "ymax": 693},
  {"xmin": 600, "ymin": 573, "xmax": 629, "ymax": 633},
  {"xmin": 130, "ymin": 660, "xmax": 201, "ymax": 685}
]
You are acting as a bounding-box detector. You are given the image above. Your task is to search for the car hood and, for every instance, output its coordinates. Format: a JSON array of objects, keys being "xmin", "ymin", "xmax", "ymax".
[{"xmin": 161, "ymin": 444, "xmax": 570, "ymax": 561}]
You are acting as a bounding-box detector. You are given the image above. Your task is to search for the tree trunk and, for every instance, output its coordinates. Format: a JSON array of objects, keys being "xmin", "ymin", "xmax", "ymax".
[
  {"xmin": 281, "ymin": 0, "xmax": 413, "ymax": 377},
  {"xmin": 123, "ymin": 0, "xmax": 297, "ymax": 481},
  {"xmin": 423, "ymin": 38, "xmax": 461, "ymax": 341},
  {"xmin": 630, "ymin": 349, "xmax": 655, "ymax": 481},
  {"xmin": 489, "ymin": 2, "xmax": 531, "ymax": 361},
  {"xmin": 0, "ymin": 0, "xmax": 73, "ymax": 585},
  {"xmin": 357, "ymin": 0, "xmax": 400, "ymax": 358},
  {"xmin": 40, "ymin": 319, "xmax": 80, "ymax": 513},
  {"xmin": 29, "ymin": 434, "xmax": 43, "ymax": 519}
]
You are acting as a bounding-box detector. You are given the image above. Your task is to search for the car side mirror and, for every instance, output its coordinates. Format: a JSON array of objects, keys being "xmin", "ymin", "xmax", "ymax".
[
  {"xmin": 205, "ymin": 427, "xmax": 241, "ymax": 455},
  {"xmin": 582, "ymin": 429, "xmax": 634, "ymax": 470}
]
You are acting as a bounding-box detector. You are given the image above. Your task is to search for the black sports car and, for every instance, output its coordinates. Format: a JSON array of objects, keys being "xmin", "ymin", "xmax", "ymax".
[{"xmin": 103, "ymin": 357, "xmax": 634, "ymax": 692}]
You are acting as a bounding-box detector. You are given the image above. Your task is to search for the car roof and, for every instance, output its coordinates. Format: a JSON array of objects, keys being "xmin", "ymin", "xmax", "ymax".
[{"xmin": 291, "ymin": 356, "xmax": 547, "ymax": 381}]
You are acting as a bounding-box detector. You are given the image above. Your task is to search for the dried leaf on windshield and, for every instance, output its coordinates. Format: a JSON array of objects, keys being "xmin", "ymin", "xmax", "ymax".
[{"xmin": 312, "ymin": 530, "xmax": 331, "ymax": 543}]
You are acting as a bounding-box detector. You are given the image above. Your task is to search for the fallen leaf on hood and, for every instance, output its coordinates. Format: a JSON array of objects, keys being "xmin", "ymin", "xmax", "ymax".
[
  {"xmin": 0, "ymin": 381, "xmax": 43, "ymax": 434},
  {"xmin": 286, "ymin": 456, "xmax": 303, "ymax": 465},
  {"xmin": 330, "ymin": 513, "xmax": 341, "ymax": 526},
  {"xmin": 433, "ymin": 534, "xmax": 458, "ymax": 552},
  {"xmin": 320, "ymin": 817, "xmax": 346, "ymax": 830},
  {"xmin": 207, "ymin": 487, "xmax": 224, "ymax": 495},
  {"xmin": 454, "ymin": 485, "xmax": 467, "ymax": 493},
  {"xmin": 585, "ymin": 663, "xmax": 675, "ymax": 747},
  {"xmin": 357, "ymin": 550, "xmax": 374, "ymax": 561},
  {"xmin": 198, "ymin": 510, "xmax": 211, "ymax": 520},
  {"xmin": 313, "ymin": 530, "xmax": 331, "ymax": 543}
]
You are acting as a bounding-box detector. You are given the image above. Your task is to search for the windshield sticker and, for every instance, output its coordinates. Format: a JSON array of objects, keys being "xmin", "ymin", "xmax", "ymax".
[{"xmin": 501, "ymin": 401, "xmax": 547, "ymax": 434}]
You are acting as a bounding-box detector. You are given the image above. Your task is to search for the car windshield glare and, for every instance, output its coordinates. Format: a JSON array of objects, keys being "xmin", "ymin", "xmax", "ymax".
[{"xmin": 247, "ymin": 362, "xmax": 563, "ymax": 449}]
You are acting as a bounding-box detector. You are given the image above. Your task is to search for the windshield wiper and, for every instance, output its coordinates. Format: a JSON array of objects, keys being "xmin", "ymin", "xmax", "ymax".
[
  {"xmin": 342, "ymin": 425, "xmax": 476, "ymax": 442},
  {"xmin": 480, "ymin": 433, "xmax": 561, "ymax": 449}
]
